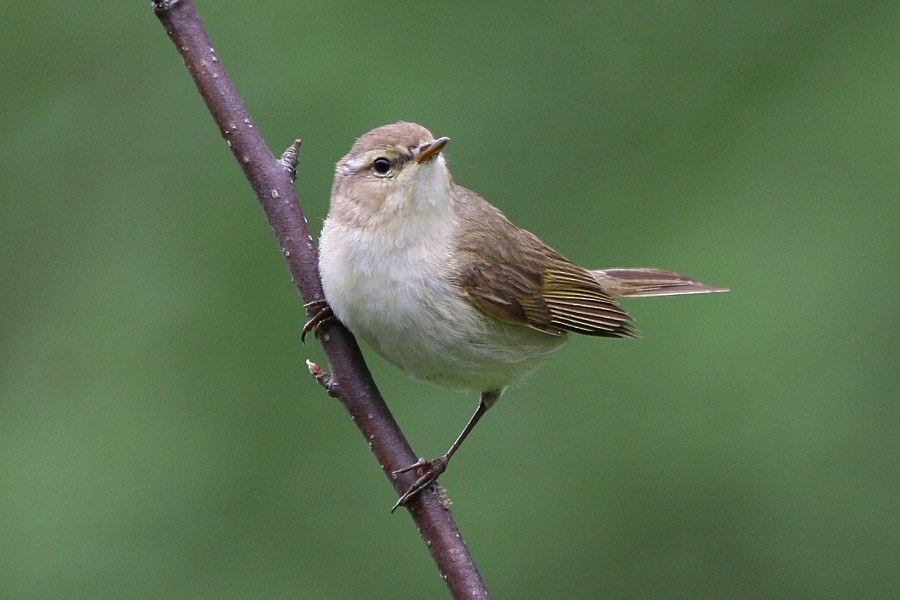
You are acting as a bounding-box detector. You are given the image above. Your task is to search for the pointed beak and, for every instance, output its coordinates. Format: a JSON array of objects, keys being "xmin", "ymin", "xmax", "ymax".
[{"xmin": 415, "ymin": 137, "xmax": 450, "ymax": 163}]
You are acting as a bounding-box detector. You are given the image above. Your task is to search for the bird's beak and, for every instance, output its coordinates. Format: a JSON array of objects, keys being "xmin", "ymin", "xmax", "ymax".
[{"xmin": 415, "ymin": 137, "xmax": 450, "ymax": 163}]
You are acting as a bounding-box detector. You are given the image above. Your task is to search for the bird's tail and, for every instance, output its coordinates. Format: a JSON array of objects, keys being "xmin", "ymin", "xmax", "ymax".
[{"xmin": 591, "ymin": 268, "xmax": 729, "ymax": 300}]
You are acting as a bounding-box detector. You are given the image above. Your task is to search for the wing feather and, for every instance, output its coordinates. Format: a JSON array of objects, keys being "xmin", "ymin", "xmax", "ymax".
[{"xmin": 453, "ymin": 188, "xmax": 636, "ymax": 339}]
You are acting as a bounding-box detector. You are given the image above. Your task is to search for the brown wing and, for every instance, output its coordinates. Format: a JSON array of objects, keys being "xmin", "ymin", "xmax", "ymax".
[
  {"xmin": 540, "ymin": 258, "xmax": 637, "ymax": 338},
  {"xmin": 453, "ymin": 188, "xmax": 637, "ymax": 339}
]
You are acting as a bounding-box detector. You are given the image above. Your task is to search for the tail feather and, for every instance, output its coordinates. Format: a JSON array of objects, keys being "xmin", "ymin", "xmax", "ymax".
[{"xmin": 591, "ymin": 268, "xmax": 729, "ymax": 300}]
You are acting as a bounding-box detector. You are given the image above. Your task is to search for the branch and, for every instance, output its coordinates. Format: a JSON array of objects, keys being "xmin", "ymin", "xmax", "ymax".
[{"xmin": 150, "ymin": 2, "xmax": 490, "ymax": 598}]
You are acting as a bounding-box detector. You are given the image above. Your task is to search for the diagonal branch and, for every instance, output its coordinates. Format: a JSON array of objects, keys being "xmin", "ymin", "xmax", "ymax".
[{"xmin": 150, "ymin": 1, "xmax": 490, "ymax": 598}]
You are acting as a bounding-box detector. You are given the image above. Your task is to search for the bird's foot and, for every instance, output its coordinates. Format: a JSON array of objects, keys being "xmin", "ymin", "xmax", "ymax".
[
  {"xmin": 301, "ymin": 300, "xmax": 334, "ymax": 343},
  {"xmin": 390, "ymin": 455, "xmax": 449, "ymax": 513}
]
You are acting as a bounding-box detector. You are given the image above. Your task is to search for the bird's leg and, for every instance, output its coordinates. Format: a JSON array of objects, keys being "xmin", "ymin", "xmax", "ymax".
[
  {"xmin": 391, "ymin": 390, "xmax": 499, "ymax": 512},
  {"xmin": 301, "ymin": 299, "xmax": 335, "ymax": 343}
]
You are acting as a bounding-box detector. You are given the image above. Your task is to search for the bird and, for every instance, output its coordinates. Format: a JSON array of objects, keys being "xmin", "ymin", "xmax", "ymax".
[{"xmin": 309, "ymin": 122, "xmax": 727, "ymax": 510}]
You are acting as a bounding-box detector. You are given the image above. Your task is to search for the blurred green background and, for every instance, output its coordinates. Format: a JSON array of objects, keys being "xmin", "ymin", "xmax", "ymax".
[{"xmin": 2, "ymin": 2, "xmax": 897, "ymax": 599}]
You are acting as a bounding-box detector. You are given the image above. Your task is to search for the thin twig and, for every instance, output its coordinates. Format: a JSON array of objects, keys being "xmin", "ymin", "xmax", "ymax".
[{"xmin": 150, "ymin": 1, "xmax": 490, "ymax": 598}]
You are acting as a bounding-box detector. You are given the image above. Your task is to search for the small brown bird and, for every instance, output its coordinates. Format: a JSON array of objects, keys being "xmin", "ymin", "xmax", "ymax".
[{"xmin": 313, "ymin": 122, "xmax": 727, "ymax": 509}]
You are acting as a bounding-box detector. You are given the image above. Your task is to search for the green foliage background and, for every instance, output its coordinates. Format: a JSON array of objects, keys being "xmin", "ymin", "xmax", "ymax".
[{"xmin": 2, "ymin": 3, "xmax": 897, "ymax": 599}]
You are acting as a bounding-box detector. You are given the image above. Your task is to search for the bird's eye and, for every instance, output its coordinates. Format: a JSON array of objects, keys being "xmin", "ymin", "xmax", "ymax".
[{"xmin": 372, "ymin": 157, "xmax": 391, "ymax": 175}]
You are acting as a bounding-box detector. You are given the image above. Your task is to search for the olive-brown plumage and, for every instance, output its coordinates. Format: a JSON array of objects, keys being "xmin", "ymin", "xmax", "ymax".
[
  {"xmin": 452, "ymin": 189, "xmax": 636, "ymax": 338},
  {"xmin": 317, "ymin": 122, "xmax": 726, "ymax": 509}
]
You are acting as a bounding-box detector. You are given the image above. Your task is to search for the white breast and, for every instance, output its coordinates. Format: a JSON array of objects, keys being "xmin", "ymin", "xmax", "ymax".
[{"xmin": 318, "ymin": 162, "xmax": 565, "ymax": 394}]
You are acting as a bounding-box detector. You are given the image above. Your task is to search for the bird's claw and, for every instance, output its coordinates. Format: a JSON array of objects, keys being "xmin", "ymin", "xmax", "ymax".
[
  {"xmin": 390, "ymin": 456, "xmax": 448, "ymax": 513},
  {"xmin": 301, "ymin": 300, "xmax": 334, "ymax": 343}
]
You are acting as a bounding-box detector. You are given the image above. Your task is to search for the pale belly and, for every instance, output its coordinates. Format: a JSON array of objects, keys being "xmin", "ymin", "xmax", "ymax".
[
  {"xmin": 350, "ymin": 305, "xmax": 565, "ymax": 393},
  {"xmin": 355, "ymin": 290, "xmax": 565, "ymax": 393},
  {"xmin": 319, "ymin": 226, "xmax": 566, "ymax": 393}
]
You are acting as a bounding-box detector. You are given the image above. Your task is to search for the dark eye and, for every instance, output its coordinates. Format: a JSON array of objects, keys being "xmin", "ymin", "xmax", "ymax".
[{"xmin": 372, "ymin": 157, "xmax": 391, "ymax": 175}]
